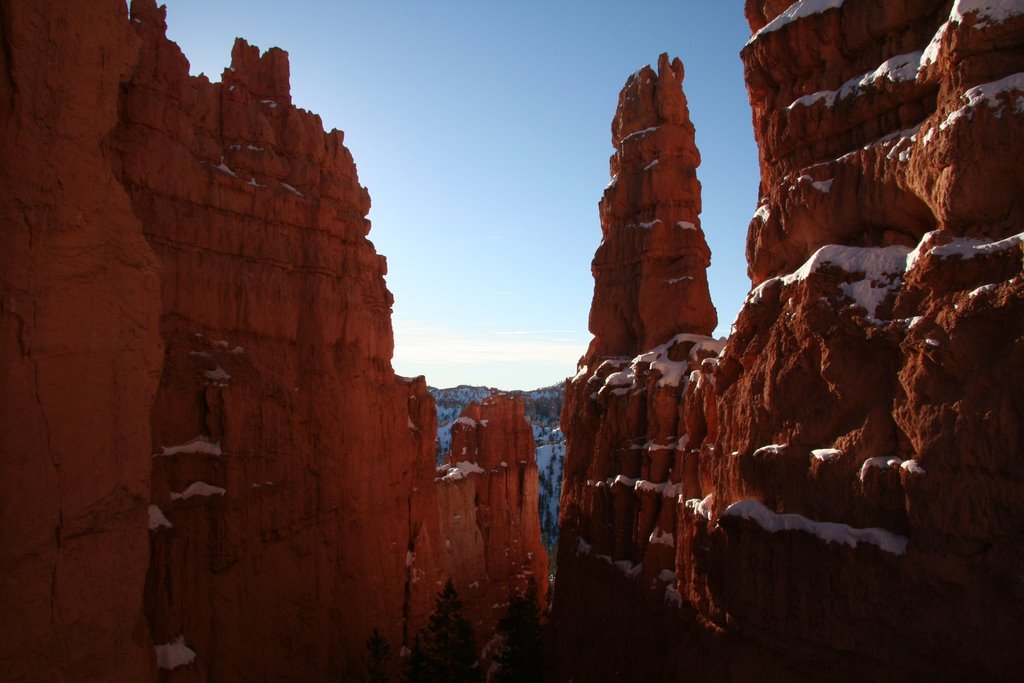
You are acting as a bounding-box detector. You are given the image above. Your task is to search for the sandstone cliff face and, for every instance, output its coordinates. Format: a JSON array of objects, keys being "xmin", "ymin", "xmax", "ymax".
[
  {"xmin": 0, "ymin": 2, "xmax": 162, "ymax": 680},
  {"xmin": 113, "ymin": 3, "xmax": 428, "ymax": 678},
  {"xmin": 698, "ymin": 1, "xmax": 1024, "ymax": 678},
  {"xmin": 2, "ymin": 1, "xmax": 548, "ymax": 680},
  {"xmin": 553, "ymin": 2, "xmax": 1024, "ymax": 681}
]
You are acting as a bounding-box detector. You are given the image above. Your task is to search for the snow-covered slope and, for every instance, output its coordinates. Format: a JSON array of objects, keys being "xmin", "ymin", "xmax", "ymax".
[
  {"xmin": 536, "ymin": 436, "xmax": 565, "ymax": 547},
  {"xmin": 429, "ymin": 382, "xmax": 566, "ymax": 549}
]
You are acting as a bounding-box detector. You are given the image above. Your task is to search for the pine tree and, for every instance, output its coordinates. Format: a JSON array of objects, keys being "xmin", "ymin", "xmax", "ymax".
[
  {"xmin": 363, "ymin": 627, "xmax": 392, "ymax": 683},
  {"xmin": 494, "ymin": 578, "xmax": 544, "ymax": 683},
  {"xmin": 404, "ymin": 579, "xmax": 483, "ymax": 683}
]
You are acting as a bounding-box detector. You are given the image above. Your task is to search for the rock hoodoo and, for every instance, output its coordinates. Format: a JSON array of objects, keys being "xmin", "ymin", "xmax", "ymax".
[
  {"xmin": 550, "ymin": 52, "xmax": 725, "ymax": 682},
  {"xmin": 552, "ymin": 2, "xmax": 1024, "ymax": 681},
  {"xmin": 0, "ymin": 1, "xmax": 547, "ymax": 680},
  {"xmin": 427, "ymin": 395, "xmax": 548, "ymax": 657},
  {"xmin": 590, "ymin": 53, "xmax": 717, "ymax": 355}
]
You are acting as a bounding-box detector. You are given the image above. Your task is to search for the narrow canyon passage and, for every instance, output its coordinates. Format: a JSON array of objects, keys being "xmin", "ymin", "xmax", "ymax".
[{"xmin": 2, "ymin": 1, "xmax": 1023, "ymax": 682}]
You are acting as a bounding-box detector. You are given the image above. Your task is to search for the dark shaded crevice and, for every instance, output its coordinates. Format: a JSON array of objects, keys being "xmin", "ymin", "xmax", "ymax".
[{"xmin": 0, "ymin": 4, "xmax": 16, "ymax": 117}]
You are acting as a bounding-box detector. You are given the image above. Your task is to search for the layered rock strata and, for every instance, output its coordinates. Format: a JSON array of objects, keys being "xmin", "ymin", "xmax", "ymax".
[
  {"xmin": 553, "ymin": 2, "xmax": 1024, "ymax": 681},
  {"xmin": 422, "ymin": 395, "xmax": 548, "ymax": 660},
  {"xmin": 1, "ymin": 1, "xmax": 547, "ymax": 680},
  {"xmin": 550, "ymin": 53, "xmax": 725, "ymax": 682}
]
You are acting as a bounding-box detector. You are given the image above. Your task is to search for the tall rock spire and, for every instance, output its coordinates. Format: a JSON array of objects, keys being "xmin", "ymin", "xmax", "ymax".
[
  {"xmin": 590, "ymin": 52, "xmax": 717, "ymax": 356},
  {"xmin": 550, "ymin": 54, "xmax": 725, "ymax": 682}
]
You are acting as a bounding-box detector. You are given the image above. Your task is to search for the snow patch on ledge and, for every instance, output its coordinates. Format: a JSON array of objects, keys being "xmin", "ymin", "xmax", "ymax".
[
  {"xmin": 148, "ymin": 504, "xmax": 173, "ymax": 530},
  {"xmin": 812, "ymin": 448, "xmax": 843, "ymax": 462},
  {"xmin": 157, "ymin": 435, "xmax": 222, "ymax": 457},
  {"xmin": 210, "ymin": 157, "xmax": 237, "ymax": 178},
  {"xmin": 600, "ymin": 333, "xmax": 725, "ymax": 393},
  {"xmin": 858, "ymin": 456, "xmax": 904, "ymax": 481},
  {"xmin": 901, "ymin": 459, "xmax": 927, "ymax": 475},
  {"xmin": 747, "ymin": 0, "xmax": 845, "ymax": 45},
  {"xmin": 753, "ymin": 444, "xmax": 788, "ymax": 457},
  {"xmin": 620, "ymin": 125, "xmax": 660, "ymax": 143},
  {"xmin": 721, "ymin": 499, "xmax": 909, "ymax": 555},
  {"xmin": 649, "ymin": 527, "xmax": 675, "ymax": 547},
  {"xmin": 952, "ymin": 0, "xmax": 1024, "ymax": 26},
  {"xmin": 204, "ymin": 366, "xmax": 230, "ymax": 382},
  {"xmin": 170, "ymin": 482, "xmax": 226, "ymax": 500},
  {"xmin": 745, "ymin": 243, "xmax": 912, "ymax": 319},
  {"xmin": 684, "ymin": 494, "xmax": 713, "ymax": 520},
  {"xmin": 968, "ymin": 283, "xmax": 999, "ymax": 298},
  {"xmin": 727, "ymin": 229, "xmax": 1023, "ymax": 323},
  {"xmin": 437, "ymin": 460, "xmax": 486, "ymax": 482},
  {"xmin": 753, "ymin": 202, "xmax": 770, "ymax": 223},
  {"xmin": 787, "ymin": 50, "xmax": 923, "ymax": 111},
  {"xmin": 155, "ymin": 636, "xmax": 196, "ymax": 670},
  {"xmin": 940, "ymin": 72, "xmax": 1024, "ymax": 131},
  {"xmin": 929, "ymin": 230, "xmax": 1024, "ymax": 260},
  {"xmin": 280, "ymin": 182, "xmax": 304, "ymax": 197}
]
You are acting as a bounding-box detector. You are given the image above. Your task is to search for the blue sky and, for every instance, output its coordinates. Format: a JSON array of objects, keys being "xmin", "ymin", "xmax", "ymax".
[{"xmin": 160, "ymin": 1, "xmax": 760, "ymax": 390}]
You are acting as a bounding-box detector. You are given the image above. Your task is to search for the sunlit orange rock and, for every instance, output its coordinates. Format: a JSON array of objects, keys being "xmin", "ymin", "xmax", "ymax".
[{"xmin": 413, "ymin": 395, "xmax": 548, "ymax": 666}]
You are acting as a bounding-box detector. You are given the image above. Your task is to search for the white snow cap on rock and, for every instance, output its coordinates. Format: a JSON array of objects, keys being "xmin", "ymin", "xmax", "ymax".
[{"xmin": 747, "ymin": 0, "xmax": 845, "ymax": 45}]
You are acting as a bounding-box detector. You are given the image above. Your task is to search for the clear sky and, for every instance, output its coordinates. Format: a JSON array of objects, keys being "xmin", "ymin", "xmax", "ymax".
[{"xmin": 159, "ymin": 1, "xmax": 761, "ymax": 391}]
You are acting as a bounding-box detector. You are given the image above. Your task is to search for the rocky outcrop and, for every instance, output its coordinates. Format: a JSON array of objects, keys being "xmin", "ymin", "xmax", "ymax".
[
  {"xmin": 1, "ymin": 1, "xmax": 548, "ymax": 680},
  {"xmin": 413, "ymin": 395, "xmax": 548, "ymax": 663},
  {"xmin": 743, "ymin": 0, "xmax": 1024, "ymax": 283},
  {"xmin": 550, "ymin": 53, "xmax": 725, "ymax": 682},
  {"xmin": 553, "ymin": 2, "xmax": 1024, "ymax": 681},
  {"xmin": 590, "ymin": 53, "xmax": 717, "ymax": 354},
  {"xmin": 0, "ymin": 1, "xmax": 163, "ymax": 680},
  {"xmin": 697, "ymin": 1, "xmax": 1024, "ymax": 678}
]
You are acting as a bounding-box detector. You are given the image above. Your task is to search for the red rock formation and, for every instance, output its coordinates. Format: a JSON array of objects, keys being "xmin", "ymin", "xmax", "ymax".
[
  {"xmin": 0, "ymin": 1, "xmax": 163, "ymax": 680},
  {"xmin": 2, "ymin": 1, "xmax": 549, "ymax": 680},
  {"xmin": 109, "ymin": 3, "xmax": 425, "ymax": 678},
  {"xmin": 553, "ymin": 2, "xmax": 1024, "ymax": 681},
  {"xmin": 550, "ymin": 53, "xmax": 725, "ymax": 681},
  {"xmin": 592, "ymin": 53, "xmax": 717, "ymax": 354},
  {"xmin": 409, "ymin": 395, "xmax": 548, "ymax": 666}
]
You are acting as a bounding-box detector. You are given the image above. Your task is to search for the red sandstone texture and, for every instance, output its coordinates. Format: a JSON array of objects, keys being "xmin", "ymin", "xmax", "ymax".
[
  {"xmin": 0, "ymin": 1, "xmax": 163, "ymax": 680},
  {"xmin": 551, "ymin": 52, "xmax": 726, "ymax": 681},
  {"xmin": 416, "ymin": 396, "xmax": 548, "ymax": 667},
  {"xmin": 1, "ymin": 1, "xmax": 546, "ymax": 680},
  {"xmin": 552, "ymin": 3, "xmax": 1024, "ymax": 681}
]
